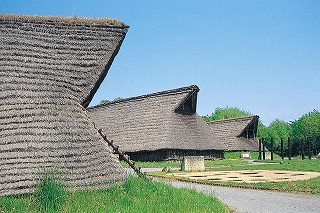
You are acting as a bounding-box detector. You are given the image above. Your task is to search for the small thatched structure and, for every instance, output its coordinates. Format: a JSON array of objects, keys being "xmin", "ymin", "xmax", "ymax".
[
  {"xmin": 0, "ymin": 14, "xmax": 128, "ymax": 196},
  {"xmin": 207, "ymin": 116, "xmax": 259, "ymax": 151},
  {"xmin": 88, "ymin": 85, "xmax": 224, "ymax": 161}
]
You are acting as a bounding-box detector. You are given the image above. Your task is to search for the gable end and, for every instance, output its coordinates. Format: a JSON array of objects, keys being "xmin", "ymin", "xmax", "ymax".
[{"xmin": 175, "ymin": 89, "xmax": 198, "ymax": 115}]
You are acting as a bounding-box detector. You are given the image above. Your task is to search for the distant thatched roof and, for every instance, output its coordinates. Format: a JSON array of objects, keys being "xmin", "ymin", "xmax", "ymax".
[
  {"xmin": 0, "ymin": 14, "xmax": 128, "ymax": 196},
  {"xmin": 207, "ymin": 116, "xmax": 259, "ymax": 151},
  {"xmin": 88, "ymin": 85, "xmax": 225, "ymax": 153}
]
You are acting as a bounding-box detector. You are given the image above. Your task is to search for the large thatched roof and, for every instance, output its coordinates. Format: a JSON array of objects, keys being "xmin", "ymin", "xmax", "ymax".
[
  {"xmin": 88, "ymin": 85, "xmax": 224, "ymax": 153},
  {"xmin": 0, "ymin": 14, "xmax": 128, "ymax": 196},
  {"xmin": 207, "ymin": 116, "xmax": 259, "ymax": 151}
]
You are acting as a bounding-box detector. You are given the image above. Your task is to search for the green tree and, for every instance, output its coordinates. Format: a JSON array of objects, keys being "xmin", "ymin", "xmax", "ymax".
[
  {"xmin": 257, "ymin": 122, "xmax": 267, "ymax": 139},
  {"xmin": 290, "ymin": 110, "xmax": 320, "ymax": 155},
  {"xmin": 290, "ymin": 110, "xmax": 320, "ymax": 139},
  {"xmin": 263, "ymin": 119, "xmax": 290, "ymax": 153},
  {"xmin": 203, "ymin": 107, "xmax": 251, "ymax": 122}
]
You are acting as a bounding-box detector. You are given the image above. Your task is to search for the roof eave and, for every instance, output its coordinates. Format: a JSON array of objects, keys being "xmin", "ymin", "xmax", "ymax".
[{"xmin": 82, "ymin": 28, "xmax": 128, "ymax": 108}]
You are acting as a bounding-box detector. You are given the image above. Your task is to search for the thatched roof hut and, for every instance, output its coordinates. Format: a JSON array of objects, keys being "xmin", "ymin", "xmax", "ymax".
[
  {"xmin": 0, "ymin": 14, "xmax": 128, "ymax": 196},
  {"xmin": 88, "ymin": 85, "xmax": 225, "ymax": 161},
  {"xmin": 207, "ymin": 116, "xmax": 259, "ymax": 151}
]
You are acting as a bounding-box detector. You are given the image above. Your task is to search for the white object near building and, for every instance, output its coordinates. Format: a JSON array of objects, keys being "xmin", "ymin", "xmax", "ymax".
[
  {"xmin": 181, "ymin": 156, "xmax": 205, "ymax": 171},
  {"xmin": 241, "ymin": 151, "xmax": 251, "ymax": 159}
]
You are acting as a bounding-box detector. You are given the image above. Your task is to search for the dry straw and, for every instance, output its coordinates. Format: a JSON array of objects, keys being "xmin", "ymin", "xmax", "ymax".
[{"xmin": 0, "ymin": 14, "xmax": 128, "ymax": 196}]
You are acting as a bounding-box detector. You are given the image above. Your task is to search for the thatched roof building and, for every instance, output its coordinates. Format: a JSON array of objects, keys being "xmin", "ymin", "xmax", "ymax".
[
  {"xmin": 207, "ymin": 116, "xmax": 259, "ymax": 151},
  {"xmin": 0, "ymin": 14, "xmax": 128, "ymax": 196},
  {"xmin": 88, "ymin": 85, "xmax": 225, "ymax": 161}
]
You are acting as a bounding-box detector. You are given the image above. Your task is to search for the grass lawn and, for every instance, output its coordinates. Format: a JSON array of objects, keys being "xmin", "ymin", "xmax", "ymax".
[
  {"xmin": 120, "ymin": 152, "xmax": 282, "ymax": 169},
  {"xmin": 0, "ymin": 176, "xmax": 230, "ymax": 213},
  {"xmin": 150, "ymin": 159, "xmax": 320, "ymax": 195}
]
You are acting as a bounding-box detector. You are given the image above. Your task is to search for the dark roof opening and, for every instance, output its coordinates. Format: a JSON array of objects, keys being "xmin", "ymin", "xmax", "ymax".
[
  {"xmin": 239, "ymin": 117, "xmax": 258, "ymax": 139},
  {"xmin": 175, "ymin": 90, "xmax": 198, "ymax": 115}
]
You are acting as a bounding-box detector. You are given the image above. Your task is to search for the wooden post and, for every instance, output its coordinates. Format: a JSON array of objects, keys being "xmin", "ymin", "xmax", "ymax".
[
  {"xmin": 307, "ymin": 137, "xmax": 312, "ymax": 160},
  {"xmin": 97, "ymin": 129, "xmax": 145, "ymax": 178},
  {"xmin": 258, "ymin": 139, "xmax": 262, "ymax": 160},
  {"xmin": 281, "ymin": 138, "xmax": 284, "ymax": 160},
  {"xmin": 301, "ymin": 139, "xmax": 305, "ymax": 160},
  {"xmin": 288, "ymin": 137, "xmax": 291, "ymax": 160},
  {"xmin": 270, "ymin": 137, "xmax": 274, "ymax": 161},
  {"xmin": 262, "ymin": 138, "xmax": 266, "ymax": 160},
  {"xmin": 315, "ymin": 137, "xmax": 318, "ymax": 156}
]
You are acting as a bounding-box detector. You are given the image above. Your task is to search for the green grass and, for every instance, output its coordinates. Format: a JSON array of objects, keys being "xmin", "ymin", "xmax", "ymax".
[
  {"xmin": 151, "ymin": 159, "xmax": 320, "ymax": 195},
  {"xmin": 121, "ymin": 159, "xmax": 248, "ymax": 169},
  {"xmin": 224, "ymin": 151, "xmax": 282, "ymax": 160},
  {"xmin": 120, "ymin": 151, "xmax": 280, "ymax": 169},
  {"xmin": 37, "ymin": 175, "xmax": 66, "ymax": 212},
  {"xmin": 0, "ymin": 177, "xmax": 229, "ymax": 213}
]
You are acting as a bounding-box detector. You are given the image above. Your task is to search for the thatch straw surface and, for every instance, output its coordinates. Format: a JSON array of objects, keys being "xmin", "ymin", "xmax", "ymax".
[
  {"xmin": 88, "ymin": 85, "xmax": 225, "ymax": 153},
  {"xmin": 0, "ymin": 14, "xmax": 128, "ymax": 196},
  {"xmin": 207, "ymin": 116, "xmax": 259, "ymax": 151}
]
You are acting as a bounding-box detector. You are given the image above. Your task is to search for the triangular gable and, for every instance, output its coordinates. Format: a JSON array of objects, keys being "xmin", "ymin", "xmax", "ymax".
[
  {"xmin": 207, "ymin": 116, "xmax": 260, "ymax": 151},
  {"xmin": 175, "ymin": 86, "xmax": 199, "ymax": 115},
  {"xmin": 238, "ymin": 116, "xmax": 259, "ymax": 139}
]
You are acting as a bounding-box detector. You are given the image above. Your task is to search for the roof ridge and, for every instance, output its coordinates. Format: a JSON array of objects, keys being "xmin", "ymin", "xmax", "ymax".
[
  {"xmin": 207, "ymin": 115, "xmax": 258, "ymax": 124},
  {"xmin": 0, "ymin": 14, "xmax": 128, "ymax": 28},
  {"xmin": 88, "ymin": 85, "xmax": 199, "ymax": 110}
]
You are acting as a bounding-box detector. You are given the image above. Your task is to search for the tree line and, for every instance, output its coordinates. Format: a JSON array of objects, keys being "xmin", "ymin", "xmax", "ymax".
[{"xmin": 203, "ymin": 107, "xmax": 320, "ymax": 157}]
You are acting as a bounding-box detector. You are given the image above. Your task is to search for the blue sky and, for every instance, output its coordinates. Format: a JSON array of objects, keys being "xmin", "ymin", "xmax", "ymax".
[{"xmin": 1, "ymin": 0, "xmax": 319, "ymax": 125}]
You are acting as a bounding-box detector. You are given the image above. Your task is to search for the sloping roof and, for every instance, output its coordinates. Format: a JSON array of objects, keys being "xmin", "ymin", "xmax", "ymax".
[
  {"xmin": 88, "ymin": 85, "xmax": 225, "ymax": 153},
  {"xmin": 0, "ymin": 14, "xmax": 128, "ymax": 196},
  {"xmin": 207, "ymin": 116, "xmax": 259, "ymax": 151}
]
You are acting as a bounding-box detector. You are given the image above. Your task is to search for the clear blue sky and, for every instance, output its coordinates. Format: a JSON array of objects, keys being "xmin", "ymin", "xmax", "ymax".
[{"xmin": 2, "ymin": 0, "xmax": 319, "ymax": 125}]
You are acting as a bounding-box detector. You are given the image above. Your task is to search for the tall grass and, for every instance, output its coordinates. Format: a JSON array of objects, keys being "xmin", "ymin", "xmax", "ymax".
[
  {"xmin": 0, "ymin": 176, "xmax": 229, "ymax": 212},
  {"xmin": 37, "ymin": 175, "xmax": 66, "ymax": 212}
]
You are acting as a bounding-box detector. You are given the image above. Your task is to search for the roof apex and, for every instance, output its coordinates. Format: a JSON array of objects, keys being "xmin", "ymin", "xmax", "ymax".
[
  {"xmin": 0, "ymin": 14, "xmax": 129, "ymax": 28},
  {"xmin": 88, "ymin": 85, "xmax": 199, "ymax": 110},
  {"xmin": 207, "ymin": 115, "xmax": 259, "ymax": 124}
]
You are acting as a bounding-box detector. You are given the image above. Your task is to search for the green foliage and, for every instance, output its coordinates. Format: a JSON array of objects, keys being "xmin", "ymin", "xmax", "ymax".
[
  {"xmin": 203, "ymin": 106, "xmax": 251, "ymax": 122},
  {"xmin": 257, "ymin": 122, "xmax": 267, "ymax": 139},
  {"xmin": 0, "ymin": 194, "xmax": 36, "ymax": 213},
  {"xmin": 263, "ymin": 119, "xmax": 290, "ymax": 153},
  {"xmin": 224, "ymin": 151, "xmax": 281, "ymax": 161},
  {"xmin": 98, "ymin": 99, "xmax": 110, "ymax": 106},
  {"xmin": 290, "ymin": 110, "xmax": 320, "ymax": 140},
  {"xmin": 37, "ymin": 175, "xmax": 66, "ymax": 212},
  {"xmin": 0, "ymin": 177, "xmax": 229, "ymax": 212},
  {"xmin": 98, "ymin": 97, "xmax": 124, "ymax": 106},
  {"xmin": 286, "ymin": 110, "xmax": 320, "ymax": 156},
  {"xmin": 113, "ymin": 97, "xmax": 123, "ymax": 102}
]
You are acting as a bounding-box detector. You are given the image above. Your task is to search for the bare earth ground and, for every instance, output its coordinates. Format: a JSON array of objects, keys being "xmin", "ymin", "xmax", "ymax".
[
  {"xmin": 166, "ymin": 170, "xmax": 320, "ymax": 183},
  {"xmin": 169, "ymin": 181, "xmax": 320, "ymax": 213},
  {"xmin": 135, "ymin": 168, "xmax": 320, "ymax": 213}
]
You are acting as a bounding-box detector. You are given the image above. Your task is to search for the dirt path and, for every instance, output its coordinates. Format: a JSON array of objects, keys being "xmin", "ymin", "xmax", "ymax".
[{"xmin": 168, "ymin": 181, "xmax": 320, "ymax": 213}]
